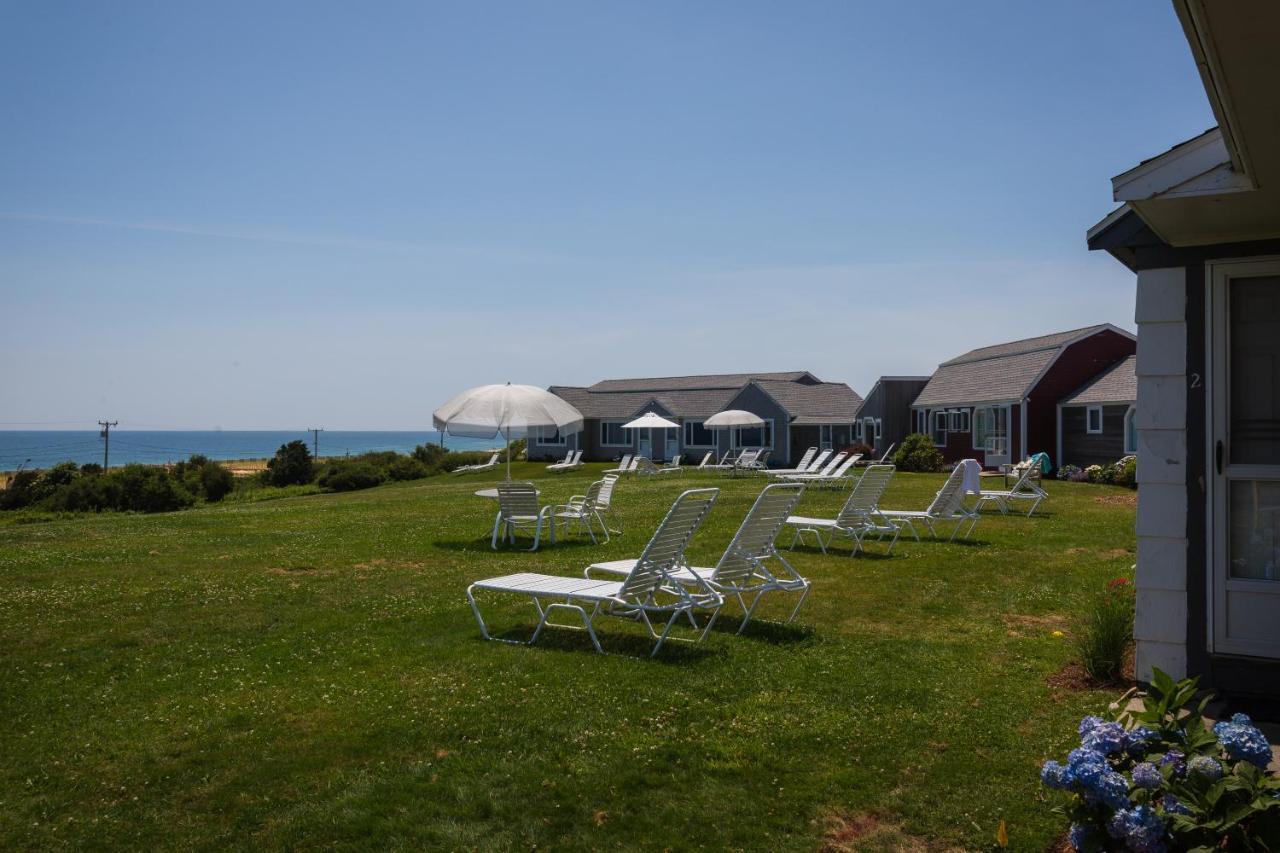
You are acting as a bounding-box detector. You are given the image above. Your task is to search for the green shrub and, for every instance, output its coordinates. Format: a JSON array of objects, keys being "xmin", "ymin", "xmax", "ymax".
[
  {"xmin": 412, "ymin": 443, "xmax": 447, "ymax": 468},
  {"xmin": 439, "ymin": 450, "xmax": 495, "ymax": 473},
  {"xmin": 318, "ymin": 461, "xmax": 385, "ymax": 492},
  {"xmin": 0, "ymin": 470, "xmax": 43, "ymax": 510},
  {"xmin": 111, "ymin": 465, "xmax": 196, "ymax": 513},
  {"xmin": 1113, "ymin": 455, "xmax": 1137, "ymax": 489},
  {"xmin": 266, "ymin": 440, "xmax": 314, "ymax": 487},
  {"xmin": 198, "ymin": 463, "xmax": 235, "ymax": 502},
  {"xmin": 893, "ymin": 433, "xmax": 944, "ymax": 473},
  {"xmin": 387, "ymin": 457, "xmax": 430, "ymax": 481},
  {"xmin": 846, "ymin": 442, "xmax": 874, "ymax": 459},
  {"xmin": 1072, "ymin": 577, "xmax": 1134, "ymax": 683}
]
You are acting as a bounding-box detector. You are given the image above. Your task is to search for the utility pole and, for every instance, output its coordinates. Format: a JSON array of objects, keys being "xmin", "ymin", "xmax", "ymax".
[
  {"xmin": 98, "ymin": 420, "xmax": 118, "ymax": 469},
  {"xmin": 307, "ymin": 427, "xmax": 323, "ymax": 459}
]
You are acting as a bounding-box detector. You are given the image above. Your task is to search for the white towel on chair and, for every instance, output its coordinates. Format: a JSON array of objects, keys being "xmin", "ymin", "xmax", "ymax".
[{"xmin": 959, "ymin": 458, "xmax": 982, "ymax": 494}]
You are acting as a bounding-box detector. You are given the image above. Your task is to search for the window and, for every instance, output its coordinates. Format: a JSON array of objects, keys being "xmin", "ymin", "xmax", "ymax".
[
  {"xmin": 930, "ymin": 411, "xmax": 947, "ymax": 446},
  {"xmin": 854, "ymin": 421, "xmax": 862, "ymax": 441},
  {"xmin": 600, "ymin": 421, "xmax": 632, "ymax": 447},
  {"xmin": 820, "ymin": 425, "xmax": 833, "ymax": 450},
  {"xmin": 535, "ymin": 425, "xmax": 566, "ymax": 446},
  {"xmin": 733, "ymin": 419, "xmax": 774, "ymax": 449},
  {"xmin": 973, "ymin": 406, "xmax": 1009, "ymax": 453},
  {"xmin": 874, "ymin": 419, "xmax": 882, "ymax": 439},
  {"xmin": 948, "ymin": 409, "xmax": 969, "ymax": 432},
  {"xmin": 1086, "ymin": 405, "xmax": 1103, "ymax": 434},
  {"xmin": 1124, "ymin": 406, "xmax": 1138, "ymax": 455},
  {"xmin": 973, "ymin": 406, "xmax": 990, "ymax": 450},
  {"xmin": 682, "ymin": 420, "xmax": 715, "ymax": 447}
]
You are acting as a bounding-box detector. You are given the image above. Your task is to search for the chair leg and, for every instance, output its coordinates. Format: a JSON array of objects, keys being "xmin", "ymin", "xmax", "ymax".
[
  {"xmin": 787, "ymin": 583, "xmax": 811, "ymax": 622},
  {"xmin": 491, "ymin": 513, "xmax": 502, "ymax": 550}
]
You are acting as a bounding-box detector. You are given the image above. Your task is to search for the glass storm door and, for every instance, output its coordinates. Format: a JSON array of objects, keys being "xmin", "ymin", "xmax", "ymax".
[
  {"xmin": 638, "ymin": 430, "xmax": 652, "ymax": 459},
  {"xmin": 1211, "ymin": 261, "xmax": 1280, "ymax": 658}
]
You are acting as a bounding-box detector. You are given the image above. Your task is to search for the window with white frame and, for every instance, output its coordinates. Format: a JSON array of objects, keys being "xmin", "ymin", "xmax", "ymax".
[
  {"xmin": 733, "ymin": 419, "xmax": 773, "ymax": 449},
  {"xmin": 875, "ymin": 419, "xmax": 882, "ymax": 439},
  {"xmin": 1124, "ymin": 406, "xmax": 1138, "ymax": 455},
  {"xmin": 854, "ymin": 421, "xmax": 862, "ymax": 441},
  {"xmin": 682, "ymin": 420, "xmax": 715, "ymax": 447},
  {"xmin": 600, "ymin": 421, "xmax": 632, "ymax": 447},
  {"xmin": 947, "ymin": 409, "xmax": 970, "ymax": 432},
  {"xmin": 1086, "ymin": 405, "xmax": 1103, "ymax": 434},
  {"xmin": 819, "ymin": 424, "xmax": 833, "ymax": 449},
  {"xmin": 931, "ymin": 411, "xmax": 947, "ymax": 446},
  {"xmin": 973, "ymin": 406, "xmax": 990, "ymax": 450},
  {"xmin": 535, "ymin": 425, "xmax": 566, "ymax": 446}
]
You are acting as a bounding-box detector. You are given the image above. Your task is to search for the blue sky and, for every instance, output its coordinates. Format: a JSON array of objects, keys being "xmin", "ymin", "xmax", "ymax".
[{"xmin": 1, "ymin": 1, "xmax": 1211, "ymax": 430}]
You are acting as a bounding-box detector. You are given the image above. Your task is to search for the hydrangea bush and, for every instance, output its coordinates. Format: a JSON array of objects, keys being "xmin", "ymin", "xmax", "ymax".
[
  {"xmin": 1059, "ymin": 464, "xmax": 1084, "ymax": 481},
  {"xmin": 1041, "ymin": 669, "xmax": 1280, "ymax": 851}
]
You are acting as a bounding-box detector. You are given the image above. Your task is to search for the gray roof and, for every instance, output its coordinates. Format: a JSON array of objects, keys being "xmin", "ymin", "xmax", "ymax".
[
  {"xmin": 587, "ymin": 371, "xmax": 815, "ymax": 393},
  {"xmin": 752, "ymin": 380, "xmax": 863, "ymax": 425},
  {"xmin": 550, "ymin": 372, "xmax": 860, "ymax": 423},
  {"xmin": 913, "ymin": 325, "xmax": 1132, "ymax": 408},
  {"xmin": 1062, "ymin": 355, "xmax": 1137, "ymax": 405}
]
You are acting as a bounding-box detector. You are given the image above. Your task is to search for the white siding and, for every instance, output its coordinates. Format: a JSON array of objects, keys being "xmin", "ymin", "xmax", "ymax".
[{"xmin": 1133, "ymin": 267, "xmax": 1189, "ymax": 681}]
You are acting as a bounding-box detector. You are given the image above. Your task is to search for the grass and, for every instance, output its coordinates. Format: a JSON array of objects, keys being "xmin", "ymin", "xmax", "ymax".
[{"xmin": 0, "ymin": 464, "xmax": 1136, "ymax": 850}]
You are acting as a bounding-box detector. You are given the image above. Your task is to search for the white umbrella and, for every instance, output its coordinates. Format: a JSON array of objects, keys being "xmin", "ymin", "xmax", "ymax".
[
  {"xmin": 433, "ymin": 383, "xmax": 583, "ymax": 479},
  {"xmin": 703, "ymin": 409, "xmax": 764, "ymax": 428},
  {"xmin": 624, "ymin": 412, "xmax": 680, "ymax": 461}
]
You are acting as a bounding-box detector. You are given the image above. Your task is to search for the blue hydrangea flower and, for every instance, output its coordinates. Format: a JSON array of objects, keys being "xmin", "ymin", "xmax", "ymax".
[
  {"xmin": 1212, "ymin": 714, "xmax": 1272, "ymax": 769},
  {"xmin": 1079, "ymin": 715, "xmax": 1107, "ymax": 738},
  {"xmin": 1160, "ymin": 794, "xmax": 1191, "ymax": 816},
  {"xmin": 1124, "ymin": 726, "xmax": 1161, "ymax": 757},
  {"xmin": 1187, "ymin": 755, "xmax": 1223, "ymax": 780},
  {"xmin": 1084, "ymin": 769, "xmax": 1131, "ymax": 809},
  {"xmin": 1068, "ymin": 822, "xmax": 1097, "ymax": 852},
  {"xmin": 1083, "ymin": 721, "xmax": 1127, "ymax": 755},
  {"xmin": 1069, "ymin": 748, "xmax": 1108, "ymax": 787},
  {"xmin": 1107, "ymin": 805, "xmax": 1168, "ymax": 853},
  {"xmin": 1158, "ymin": 749, "xmax": 1185, "ymax": 777},
  {"xmin": 1041, "ymin": 760, "xmax": 1075, "ymax": 791},
  {"xmin": 1131, "ymin": 762, "xmax": 1162, "ymax": 789}
]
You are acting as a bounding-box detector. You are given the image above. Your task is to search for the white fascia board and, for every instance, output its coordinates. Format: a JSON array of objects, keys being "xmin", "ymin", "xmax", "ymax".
[{"xmin": 1112, "ymin": 129, "xmax": 1239, "ymax": 202}]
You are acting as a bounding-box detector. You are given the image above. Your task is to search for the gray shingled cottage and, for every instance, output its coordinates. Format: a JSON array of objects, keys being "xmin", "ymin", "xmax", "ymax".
[
  {"xmin": 531, "ymin": 372, "xmax": 862, "ymax": 466},
  {"xmin": 1086, "ymin": 0, "xmax": 1280, "ymax": 695},
  {"xmin": 1056, "ymin": 355, "xmax": 1137, "ymax": 469}
]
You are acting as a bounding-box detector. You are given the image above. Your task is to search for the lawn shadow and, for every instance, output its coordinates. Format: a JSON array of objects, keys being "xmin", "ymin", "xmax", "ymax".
[
  {"xmin": 701, "ymin": 613, "xmax": 816, "ymax": 645},
  {"xmin": 782, "ymin": 543, "xmax": 896, "ymax": 560},
  {"xmin": 486, "ymin": 622, "xmax": 718, "ymax": 662},
  {"xmin": 430, "ymin": 537, "xmax": 602, "ymax": 553}
]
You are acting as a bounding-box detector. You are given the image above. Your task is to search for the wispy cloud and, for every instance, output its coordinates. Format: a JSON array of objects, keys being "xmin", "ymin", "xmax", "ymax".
[{"xmin": 0, "ymin": 211, "xmax": 576, "ymax": 264}]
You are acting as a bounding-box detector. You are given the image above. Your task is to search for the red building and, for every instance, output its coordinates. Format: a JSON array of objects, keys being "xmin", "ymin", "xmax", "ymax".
[{"xmin": 910, "ymin": 325, "xmax": 1136, "ymax": 468}]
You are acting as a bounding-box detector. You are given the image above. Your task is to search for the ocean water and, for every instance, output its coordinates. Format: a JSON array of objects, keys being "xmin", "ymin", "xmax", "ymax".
[{"xmin": 0, "ymin": 431, "xmax": 501, "ymax": 471}]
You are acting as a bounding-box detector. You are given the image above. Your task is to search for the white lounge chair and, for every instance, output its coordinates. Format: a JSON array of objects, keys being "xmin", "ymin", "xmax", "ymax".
[
  {"xmin": 662, "ymin": 454, "xmax": 683, "ymax": 473},
  {"xmin": 877, "ymin": 465, "xmax": 980, "ymax": 542},
  {"xmin": 727, "ymin": 449, "xmax": 760, "ymax": 475},
  {"xmin": 783, "ymin": 453, "xmax": 861, "ymax": 489},
  {"xmin": 453, "ymin": 451, "xmax": 500, "ymax": 474},
  {"xmin": 786, "ymin": 464, "xmax": 901, "ymax": 555},
  {"xmin": 604, "ymin": 454, "xmax": 633, "ymax": 474},
  {"xmin": 467, "ymin": 488, "xmax": 721, "ymax": 656},
  {"xmin": 551, "ymin": 477, "xmax": 610, "ymax": 543},
  {"xmin": 637, "ymin": 457, "xmax": 681, "ymax": 477},
  {"xmin": 546, "ymin": 450, "xmax": 583, "ymax": 473},
  {"xmin": 740, "ymin": 448, "xmax": 771, "ymax": 472},
  {"xmin": 974, "ymin": 460, "xmax": 1047, "ymax": 516},
  {"xmin": 490, "ymin": 481, "xmax": 556, "ymax": 550},
  {"xmin": 768, "ymin": 448, "xmax": 832, "ymax": 478},
  {"xmin": 778, "ymin": 451, "xmax": 847, "ymax": 482},
  {"xmin": 694, "ymin": 451, "xmax": 717, "ymax": 471},
  {"xmin": 587, "ymin": 482, "xmax": 810, "ymax": 633}
]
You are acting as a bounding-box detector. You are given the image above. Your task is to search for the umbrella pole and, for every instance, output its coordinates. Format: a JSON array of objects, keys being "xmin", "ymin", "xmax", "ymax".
[{"xmin": 506, "ymin": 436, "xmax": 511, "ymax": 480}]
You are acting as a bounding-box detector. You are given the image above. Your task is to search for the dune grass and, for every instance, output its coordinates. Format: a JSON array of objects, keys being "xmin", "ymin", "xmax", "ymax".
[{"xmin": 0, "ymin": 464, "xmax": 1136, "ymax": 850}]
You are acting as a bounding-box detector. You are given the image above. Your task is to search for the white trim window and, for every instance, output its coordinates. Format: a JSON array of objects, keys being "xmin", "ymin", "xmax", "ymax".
[
  {"xmin": 599, "ymin": 421, "xmax": 633, "ymax": 447},
  {"xmin": 874, "ymin": 419, "xmax": 882, "ymax": 440},
  {"xmin": 947, "ymin": 409, "xmax": 970, "ymax": 433},
  {"xmin": 682, "ymin": 420, "xmax": 715, "ymax": 448},
  {"xmin": 1086, "ymin": 405, "xmax": 1104, "ymax": 434},
  {"xmin": 535, "ymin": 425, "xmax": 566, "ymax": 446},
  {"xmin": 820, "ymin": 424, "xmax": 833, "ymax": 450},
  {"xmin": 973, "ymin": 406, "xmax": 990, "ymax": 450},
  {"xmin": 733, "ymin": 419, "xmax": 774, "ymax": 449},
  {"xmin": 930, "ymin": 411, "xmax": 947, "ymax": 446},
  {"xmin": 1124, "ymin": 405, "xmax": 1138, "ymax": 455}
]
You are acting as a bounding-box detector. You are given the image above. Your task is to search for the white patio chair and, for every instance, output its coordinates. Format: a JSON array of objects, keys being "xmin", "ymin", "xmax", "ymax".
[
  {"xmin": 491, "ymin": 481, "xmax": 556, "ymax": 550},
  {"xmin": 636, "ymin": 457, "xmax": 681, "ymax": 477},
  {"xmin": 662, "ymin": 454, "xmax": 683, "ymax": 473},
  {"xmin": 694, "ymin": 451, "xmax": 716, "ymax": 471},
  {"xmin": 974, "ymin": 461, "xmax": 1046, "ymax": 516},
  {"xmin": 786, "ymin": 464, "xmax": 901, "ymax": 555},
  {"xmin": 467, "ymin": 488, "xmax": 721, "ymax": 656},
  {"xmin": 452, "ymin": 451, "xmax": 500, "ymax": 474},
  {"xmin": 768, "ymin": 448, "xmax": 831, "ymax": 478},
  {"xmin": 595, "ymin": 473, "xmax": 622, "ymax": 534},
  {"xmin": 551, "ymin": 478, "xmax": 609, "ymax": 543},
  {"xmin": 587, "ymin": 483, "xmax": 810, "ymax": 633},
  {"xmin": 877, "ymin": 464, "xmax": 980, "ymax": 542},
  {"xmin": 604, "ymin": 453, "xmax": 633, "ymax": 474}
]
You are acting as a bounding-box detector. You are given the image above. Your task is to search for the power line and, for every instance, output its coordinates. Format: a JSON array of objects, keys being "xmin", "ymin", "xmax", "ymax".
[{"xmin": 307, "ymin": 427, "xmax": 323, "ymax": 458}]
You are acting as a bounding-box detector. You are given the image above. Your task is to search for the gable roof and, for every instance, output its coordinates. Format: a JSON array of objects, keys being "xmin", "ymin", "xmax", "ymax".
[
  {"xmin": 913, "ymin": 325, "xmax": 1135, "ymax": 408},
  {"xmin": 1061, "ymin": 355, "xmax": 1137, "ymax": 406},
  {"xmin": 549, "ymin": 372, "xmax": 860, "ymax": 423},
  {"xmin": 748, "ymin": 380, "xmax": 863, "ymax": 425},
  {"xmin": 587, "ymin": 371, "xmax": 815, "ymax": 393}
]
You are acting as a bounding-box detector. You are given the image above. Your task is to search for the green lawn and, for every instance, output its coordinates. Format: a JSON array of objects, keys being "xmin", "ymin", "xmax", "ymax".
[{"xmin": 0, "ymin": 465, "xmax": 1136, "ymax": 850}]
